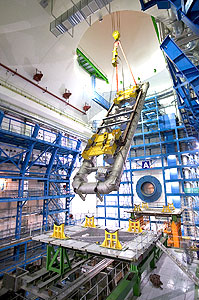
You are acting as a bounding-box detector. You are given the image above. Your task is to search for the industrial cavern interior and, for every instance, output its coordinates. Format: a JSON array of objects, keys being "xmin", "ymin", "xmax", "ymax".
[{"xmin": 0, "ymin": 0, "xmax": 199, "ymax": 299}]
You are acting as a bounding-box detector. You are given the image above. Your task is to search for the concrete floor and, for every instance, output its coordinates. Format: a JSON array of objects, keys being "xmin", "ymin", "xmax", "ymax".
[{"xmin": 130, "ymin": 250, "xmax": 198, "ymax": 300}]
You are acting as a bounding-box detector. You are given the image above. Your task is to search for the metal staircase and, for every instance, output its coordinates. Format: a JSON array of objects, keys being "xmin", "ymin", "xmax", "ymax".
[
  {"xmin": 160, "ymin": 36, "xmax": 199, "ymax": 137},
  {"xmin": 156, "ymin": 240, "xmax": 199, "ymax": 286},
  {"xmin": 161, "ymin": 36, "xmax": 199, "ymax": 98},
  {"xmin": 76, "ymin": 48, "xmax": 110, "ymax": 110},
  {"xmin": 76, "ymin": 48, "xmax": 108, "ymax": 83}
]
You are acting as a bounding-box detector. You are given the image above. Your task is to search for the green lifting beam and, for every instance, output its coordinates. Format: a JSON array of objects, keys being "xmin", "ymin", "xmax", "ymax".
[
  {"xmin": 46, "ymin": 245, "xmax": 71, "ymax": 275},
  {"xmin": 129, "ymin": 265, "xmax": 141, "ymax": 297},
  {"xmin": 107, "ymin": 240, "xmax": 166, "ymax": 299},
  {"xmin": 106, "ymin": 273, "xmax": 138, "ymax": 300},
  {"xmin": 76, "ymin": 48, "xmax": 109, "ymax": 84}
]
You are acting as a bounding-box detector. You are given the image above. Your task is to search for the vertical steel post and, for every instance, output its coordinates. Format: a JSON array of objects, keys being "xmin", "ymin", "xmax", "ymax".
[
  {"xmin": 65, "ymin": 139, "xmax": 81, "ymax": 225},
  {"xmin": 130, "ymin": 264, "xmax": 141, "ymax": 296},
  {"xmin": 43, "ymin": 133, "xmax": 62, "ymax": 231},
  {"xmin": 15, "ymin": 124, "xmax": 40, "ymax": 240}
]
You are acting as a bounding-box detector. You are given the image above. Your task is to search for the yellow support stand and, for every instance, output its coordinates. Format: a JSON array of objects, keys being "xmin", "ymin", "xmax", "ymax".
[
  {"xmin": 101, "ymin": 229, "xmax": 122, "ymax": 250},
  {"xmin": 133, "ymin": 204, "xmax": 142, "ymax": 212},
  {"xmin": 127, "ymin": 219, "xmax": 143, "ymax": 233},
  {"xmin": 142, "ymin": 202, "xmax": 148, "ymax": 209},
  {"xmin": 84, "ymin": 216, "xmax": 96, "ymax": 228},
  {"xmin": 51, "ymin": 224, "xmax": 66, "ymax": 239},
  {"xmin": 161, "ymin": 205, "xmax": 171, "ymax": 213},
  {"xmin": 169, "ymin": 203, "xmax": 175, "ymax": 211}
]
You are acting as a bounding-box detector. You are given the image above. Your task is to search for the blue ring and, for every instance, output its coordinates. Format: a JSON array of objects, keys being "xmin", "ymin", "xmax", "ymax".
[{"xmin": 136, "ymin": 175, "xmax": 162, "ymax": 203}]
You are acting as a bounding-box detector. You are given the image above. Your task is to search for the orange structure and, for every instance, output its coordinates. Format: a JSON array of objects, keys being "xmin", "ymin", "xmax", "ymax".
[{"xmin": 164, "ymin": 217, "xmax": 182, "ymax": 248}]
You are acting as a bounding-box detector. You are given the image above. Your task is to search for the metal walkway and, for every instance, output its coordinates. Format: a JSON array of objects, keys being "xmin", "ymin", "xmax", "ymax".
[{"xmin": 156, "ymin": 240, "xmax": 199, "ymax": 286}]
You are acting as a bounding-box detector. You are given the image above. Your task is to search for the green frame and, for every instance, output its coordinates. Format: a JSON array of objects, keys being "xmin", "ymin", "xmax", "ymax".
[
  {"xmin": 76, "ymin": 48, "xmax": 109, "ymax": 83},
  {"xmin": 46, "ymin": 245, "xmax": 71, "ymax": 275}
]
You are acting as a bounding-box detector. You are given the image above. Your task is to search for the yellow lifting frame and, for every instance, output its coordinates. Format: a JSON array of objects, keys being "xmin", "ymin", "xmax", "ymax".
[
  {"xmin": 127, "ymin": 219, "xmax": 143, "ymax": 233},
  {"xmin": 113, "ymin": 85, "xmax": 138, "ymax": 105},
  {"xmin": 161, "ymin": 205, "xmax": 172, "ymax": 213},
  {"xmin": 51, "ymin": 224, "xmax": 67, "ymax": 239},
  {"xmin": 84, "ymin": 216, "xmax": 96, "ymax": 228},
  {"xmin": 82, "ymin": 129, "xmax": 121, "ymax": 160},
  {"xmin": 101, "ymin": 229, "xmax": 122, "ymax": 250}
]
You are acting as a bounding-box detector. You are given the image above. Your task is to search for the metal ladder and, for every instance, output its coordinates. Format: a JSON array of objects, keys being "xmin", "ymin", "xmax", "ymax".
[{"xmin": 156, "ymin": 240, "xmax": 199, "ymax": 286}]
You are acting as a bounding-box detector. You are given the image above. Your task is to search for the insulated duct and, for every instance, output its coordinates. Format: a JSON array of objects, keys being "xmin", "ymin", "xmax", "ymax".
[
  {"xmin": 72, "ymin": 82, "xmax": 149, "ymax": 198},
  {"xmin": 50, "ymin": 0, "xmax": 113, "ymax": 37}
]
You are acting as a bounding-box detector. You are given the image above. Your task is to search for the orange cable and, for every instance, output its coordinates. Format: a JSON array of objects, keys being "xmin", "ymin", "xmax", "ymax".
[
  {"xmin": 119, "ymin": 41, "xmax": 137, "ymax": 85},
  {"xmin": 116, "ymin": 63, "xmax": 119, "ymax": 92}
]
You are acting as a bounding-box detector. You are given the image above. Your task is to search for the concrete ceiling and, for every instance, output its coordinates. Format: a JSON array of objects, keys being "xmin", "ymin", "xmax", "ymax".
[{"xmin": 0, "ymin": 0, "xmax": 172, "ymax": 135}]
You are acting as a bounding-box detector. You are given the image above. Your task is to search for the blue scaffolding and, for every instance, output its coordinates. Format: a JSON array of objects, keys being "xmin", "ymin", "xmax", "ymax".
[
  {"xmin": 0, "ymin": 111, "xmax": 81, "ymax": 273},
  {"xmin": 96, "ymin": 93, "xmax": 199, "ymax": 236}
]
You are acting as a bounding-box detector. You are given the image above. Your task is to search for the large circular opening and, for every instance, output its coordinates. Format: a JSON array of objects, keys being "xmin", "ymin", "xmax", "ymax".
[
  {"xmin": 141, "ymin": 182, "xmax": 155, "ymax": 196},
  {"xmin": 136, "ymin": 175, "xmax": 162, "ymax": 202}
]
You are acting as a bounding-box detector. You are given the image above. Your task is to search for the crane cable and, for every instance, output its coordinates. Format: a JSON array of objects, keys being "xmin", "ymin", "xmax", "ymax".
[
  {"xmin": 111, "ymin": 11, "xmax": 137, "ymax": 93},
  {"xmin": 118, "ymin": 41, "xmax": 137, "ymax": 86},
  {"xmin": 111, "ymin": 11, "xmax": 136, "ymax": 89},
  {"xmin": 116, "ymin": 62, "xmax": 119, "ymax": 92},
  {"xmin": 118, "ymin": 56, "xmax": 125, "ymax": 90},
  {"xmin": 109, "ymin": 66, "xmax": 116, "ymax": 103},
  {"xmin": 116, "ymin": 11, "xmax": 120, "ymax": 32},
  {"xmin": 112, "ymin": 12, "xmax": 120, "ymax": 92},
  {"xmin": 111, "ymin": 12, "xmax": 115, "ymax": 32},
  {"xmin": 111, "ymin": 11, "xmax": 120, "ymax": 32}
]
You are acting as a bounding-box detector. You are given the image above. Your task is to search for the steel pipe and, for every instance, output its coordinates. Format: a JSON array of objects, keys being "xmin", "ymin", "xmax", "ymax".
[{"xmin": 0, "ymin": 63, "xmax": 86, "ymax": 115}]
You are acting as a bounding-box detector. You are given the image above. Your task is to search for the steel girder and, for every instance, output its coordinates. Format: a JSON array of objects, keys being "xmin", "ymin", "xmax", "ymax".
[
  {"xmin": 43, "ymin": 133, "xmax": 62, "ymax": 231},
  {"xmin": 15, "ymin": 124, "xmax": 40, "ymax": 239}
]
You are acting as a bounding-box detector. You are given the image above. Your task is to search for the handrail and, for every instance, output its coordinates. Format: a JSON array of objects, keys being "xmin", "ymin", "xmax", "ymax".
[
  {"xmin": 0, "ymin": 77, "xmax": 89, "ymax": 129},
  {"xmin": 0, "ymin": 105, "xmax": 82, "ymax": 150}
]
